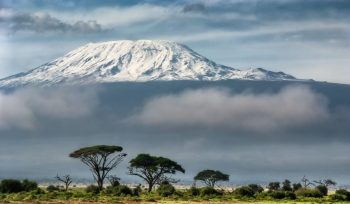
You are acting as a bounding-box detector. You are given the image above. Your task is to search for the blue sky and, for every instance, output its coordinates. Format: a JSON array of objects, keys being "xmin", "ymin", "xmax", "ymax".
[{"xmin": 0, "ymin": 0, "xmax": 350, "ymax": 84}]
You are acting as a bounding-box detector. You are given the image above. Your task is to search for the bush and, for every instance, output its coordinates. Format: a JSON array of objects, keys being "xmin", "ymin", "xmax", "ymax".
[
  {"xmin": 234, "ymin": 186, "xmax": 254, "ymax": 197},
  {"xmin": 292, "ymin": 183, "xmax": 302, "ymax": 192},
  {"xmin": 267, "ymin": 182, "xmax": 280, "ymax": 191},
  {"xmin": 269, "ymin": 190, "xmax": 286, "ymax": 199},
  {"xmin": 0, "ymin": 179, "xmax": 23, "ymax": 193},
  {"xmin": 200, "ymin": 187, "xmax": 222, "ymax": 196},
  {"xmin": 113, "ymin": 185, "xmax": 132, "ymax": 196},
  {"xmin": 46, "ymin": 185, "xmax": 60, "ymax": 192},
  {"xmin": 248, "ymin": 184, "xmax": 264, "ymax": 194},
  {"xmin": 285, "ymin": 191, "xmax": 297, "ymax": 200},
  {"xmin": 188, "ymin": 186, "xmax": 200, "ymax": 196},
  {"xmin": 21, "ymin": 179, "xmax": 38, "ymax": 192},
  {"xmin": 108, "ymin": 177, "xmax": 120, "ymax": 187},
  {"xmin": 331, "ymin": 189, "xmax": 350, "ymax": 201},
  {"xmin": 132, "ymin": 185, "xmax": 142, "ymax": 196},
  {"xmin": 85, "ymin": 185, "xmax": 100, "ymax": 194},
  {"xmin": 282, "ymin": 180, "xmax": 292, "ymax": 191},
  {"xmin": 315, "ymin": 185, "xmax": 328, "ymax": 196},
  {"xmin": 331, "ymin": 193, "xmax": 347, "ymax": 201},
  {"xmin": 157, "ymin": 183, "xmax": 175, "ymax": 197},
  {"xmin": 295, "ymin": 188, "xmax": 323, "ymax": 198}
]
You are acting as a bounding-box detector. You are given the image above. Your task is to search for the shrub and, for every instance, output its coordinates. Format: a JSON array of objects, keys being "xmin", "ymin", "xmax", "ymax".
[
  {"xmin": 157, "ymin": 183, "xmax": 175, "ymax": 197},
  {"xmin": 108, "ymin": 176, "xmax": 120, "ymax": 187},
  {"xmin": 248, "ymin": 184, "xmax": 264, "ymax": 194},
  {"xmin": 282, "ymin": 180, "xmax": 292, "ymax": 191},
  {"xmin": 85, "ymin": 185, "xmax": 100, "ymax": 194},
  {"xmin": 331, "ymin": 193, "xmax": 348, "ymax": 201},
  {"xmin": 267, "ymin": 182, "xmax": 280, "ymax": 191},
  {"xmin": 234, "ymin": 186, "xmax": 254, "ymax": 197},
  {"xmin": 331, "ymin": 189, "xmax": 350, "ymax": 201},
  {"xmin": 132, "ymin": 185, "xmax": 142, "ymax": 196},
  {"xmin": 315, "ymin": 185, "xmax": 328, "ymax": 196},
  {"xmin": 0, "ymin": 179, "xmax": 23, "ymax": 193},
  {"xmin": 113, "ymin": 185, "xmax": 133, "ymax": 196},
  {"xmin": 292, "ymin": 183, "xmax": 302, "ymax": 192},
  {"xmin": 46, "ymin": 185, "xmax": 60, "ymax": 192},
  {"xmin": 285, "ymin": 191, "xmax": 297, "ymax": 200},
  {"xmin": 188, "ymin": 186, "xmax": 200, "ymax": 196},
  {"xmin": 31, "ymin": 188, "xmax": 44, "ymax": 195},
  {"xmin": 269, "ymin": 190, "xmax": 286, "ymax": 199},
  {"xmin": 21, "ymin": 179, "xmax": 38, "ymax": 192},
  {"xmin": 295, "ymin": 188, "xmax": 323, "ymax": 198},
  {"xmin": 200, "ymin": 186, "xmax": 222, "ymax": 196}
]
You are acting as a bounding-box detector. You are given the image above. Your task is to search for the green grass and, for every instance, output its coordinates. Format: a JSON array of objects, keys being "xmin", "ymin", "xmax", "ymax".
[{"xmin": 0, "ymin": 188, "xmax": 349, "ymax": 203}]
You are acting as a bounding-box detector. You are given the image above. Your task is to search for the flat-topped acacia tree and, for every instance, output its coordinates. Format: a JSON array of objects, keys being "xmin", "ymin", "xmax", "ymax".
[
  {"xmin": 69, "ymin": 145, "xmax": 127, "ymax": 190},
  {"xmin": 194, "ymin": 169, "xmax": 229, "ymax": 187},
  {"xmin": 128, "ymin": 154, "xmax": 185, "ymax": 192}
]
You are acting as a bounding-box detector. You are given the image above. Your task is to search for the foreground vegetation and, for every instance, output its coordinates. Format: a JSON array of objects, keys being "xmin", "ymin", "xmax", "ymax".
[
  {"xmin": 1, "ymin": 144, "xmax": 349, "ymax": 203},
  {"xmin": 0, "ymin": 178, "xmax": 350, "ymax": 203}
]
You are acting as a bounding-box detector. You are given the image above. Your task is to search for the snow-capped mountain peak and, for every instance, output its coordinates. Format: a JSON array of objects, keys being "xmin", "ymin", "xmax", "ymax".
[{"xmin": 0, "ymin": 40, "xmax": 297, "ymax": 87}]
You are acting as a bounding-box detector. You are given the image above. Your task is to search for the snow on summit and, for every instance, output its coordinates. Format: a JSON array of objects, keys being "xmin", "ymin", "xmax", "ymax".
[{"xmin": 0, "ymin": 40, "xmax": 297, "ymax": 87}]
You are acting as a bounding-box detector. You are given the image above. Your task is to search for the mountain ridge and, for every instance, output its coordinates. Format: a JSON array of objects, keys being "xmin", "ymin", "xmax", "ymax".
[{"xmin": 0, "ymin": 40, "xmax": 299, "ymax": 87}]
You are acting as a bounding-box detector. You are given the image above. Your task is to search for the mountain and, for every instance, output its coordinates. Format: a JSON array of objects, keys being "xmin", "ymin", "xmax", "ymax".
[{"xmin": 0, "ymin": 40, "xmax": 298, "ymax": 87}]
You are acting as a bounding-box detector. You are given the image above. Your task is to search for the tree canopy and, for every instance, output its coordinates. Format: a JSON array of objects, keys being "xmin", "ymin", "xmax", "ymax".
[
  {"xmin": 128, "ymin": 154, "xmax": 185, "ymax": 192},
  {"xmin": 69, "ymin": 145, "xmax": 126, "ymax": 190},
  {"xmin": 194, "ymin": 169, "xmax": 229, "ymax": 187},
  {"xmin": 69, "ymin": 145, "xmax": 123, "ymax": 158}
]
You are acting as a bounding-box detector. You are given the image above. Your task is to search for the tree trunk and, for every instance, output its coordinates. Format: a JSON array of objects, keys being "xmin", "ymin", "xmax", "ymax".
[
  {"xmin": 148, "ymin": 183, "xmax": 153, "ymax": 192},
  {"xmin": 97, "ymin": 179, "xmax": 104, "ymax": 190}
]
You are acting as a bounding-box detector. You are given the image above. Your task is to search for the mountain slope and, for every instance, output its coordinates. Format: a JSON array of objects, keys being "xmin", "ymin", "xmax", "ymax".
[{"xmin": 0, "ymin": 40, "xmax": 297, "ymax": 87}]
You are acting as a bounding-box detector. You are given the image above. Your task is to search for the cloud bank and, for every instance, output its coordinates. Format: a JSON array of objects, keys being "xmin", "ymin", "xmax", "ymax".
[
  {"xmin": 129, "ymin": 86, "xmax": 329, "ymax": 133},
  {"xmin": 0, "ymin": 82, "xmax": 349, "ymax": 182},
  {"xmin": 0, "ymin": 9, "xmax": 104, "ymax": 33},
  {"xmin": 0, "ymin": 87, "xmax": 98, "ymax": 129}
]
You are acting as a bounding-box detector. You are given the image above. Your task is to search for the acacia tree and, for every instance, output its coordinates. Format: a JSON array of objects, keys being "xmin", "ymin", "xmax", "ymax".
[
  {"xmin": 194, "ymin": 169, "xmax": 229, "ymax": 187},
  {"xmin": 128, "ymin": 154, "xmax": 185, "ymax": 192},
  {"xmin": 313, "ymin": 179, "xmax": 337, "ymax": 187},
  {"xmin": 69, "ymin": 145, "xmax": 127, "ymax": 190},
  {"xmin": 55, "ymin": 174, "xmax": 73, "ymax": 191},
  {"xmin": 301, "ymin": 176, "xmax": 313, "ymax": 187}
]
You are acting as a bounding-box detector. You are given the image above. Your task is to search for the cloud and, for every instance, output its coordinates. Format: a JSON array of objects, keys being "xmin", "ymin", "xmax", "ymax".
[
  {"xmin": 183, "ymin": 3, "xmax": 206, "ymax": 13},
  {"xmin": 0, "ymin": 82, "xmax": 349, "ymax": 182},
  {"xmin": 0, "ymin": 87, "xmax": 98, "ymax": 129},
  {"xmin": 0, "ymin": 9, "xmax": 104, "ymax": 33},
  {"xmin": 128, "ymin": 86, "xmax": 329, "ymax": 133},
  {"xmin": 46, "ymin": 4, "xmax": 177, "ymax": 28}
]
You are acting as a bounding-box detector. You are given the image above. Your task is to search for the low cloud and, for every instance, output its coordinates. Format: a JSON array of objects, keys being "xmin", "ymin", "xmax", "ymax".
[
  {"xmin": 0, "ymin": 87, "xmax": 98, "ymax": 129},
  {"xmin": 128, "ymin": 86, "xmax": 330, "ymax": 133},
  {"xmin": 0, "ymin": 9, "xmax": 104, "ymax": 33},
  {"xmin": 183, "ymin": 3, "xmax": 207, "ymax": 13}
]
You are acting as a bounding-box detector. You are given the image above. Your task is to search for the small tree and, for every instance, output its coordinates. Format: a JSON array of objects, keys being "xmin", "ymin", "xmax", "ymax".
[
  {"xmin": 292, "ymin": 183, "xmax": 302, "ymax": 191},
  {"xmin": 69, "ymin": 145, "xmax": 127, "ymax": 190},
  {"xmin": 56, "ymin": 174, "xmax": 73, "ymax": 191},
  {"xmin": 248, "ymin": 184, "xmax": 264, "ymax": 194},
  {"xmin": 282, "ymin": 179, "xmax": 292, "ymax": 191},
  {"xmin": 301, "ymin": 176, "xmax": 313, "ymax": 187},
  {"xmin": 128, "ymin": 154, "xmax": 185, "ymax": 192},
  {"xmin": 107, "ymin": 175, "xmax": 120, "ymax": 187},
  {"xmin": 267, "ymin": 182, "xmax": 280, "ymax": 191},
  {"xmin": 314, "ymin": 179, "xmax": 337, "ymax": 187},
  {"xmin": 194, "ymin": 169, "xmax": 229, "ymax": 187}
]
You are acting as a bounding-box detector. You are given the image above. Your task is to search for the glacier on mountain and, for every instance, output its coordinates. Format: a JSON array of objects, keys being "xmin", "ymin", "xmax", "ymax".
[{"xmin": 0, "ymin": 40, "xmax": 297, "ymax": 87}]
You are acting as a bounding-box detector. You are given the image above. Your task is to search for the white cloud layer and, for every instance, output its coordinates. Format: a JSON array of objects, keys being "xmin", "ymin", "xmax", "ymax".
[
  {"xmin": 0, "ymin": 8, "xmax": 104, "ymax": 33},
  {"xmin": 0, "ymin": 88, "xmax": 98, "ymax": 129},
  {"xmin": 129, "ymin": 86, "xmax": 329, "ymax": 132}
]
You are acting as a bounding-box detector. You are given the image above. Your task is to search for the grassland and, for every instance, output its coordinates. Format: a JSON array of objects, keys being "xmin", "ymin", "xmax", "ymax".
[{"xmin": 1, "ymin": 189, "xmax": 350, "ymax": 204}]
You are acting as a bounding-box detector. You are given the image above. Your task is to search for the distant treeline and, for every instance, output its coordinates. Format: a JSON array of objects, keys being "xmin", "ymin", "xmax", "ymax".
[{"xmin": 1, "ymin": 144, "xmax": 350, "ymax": 202}]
